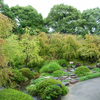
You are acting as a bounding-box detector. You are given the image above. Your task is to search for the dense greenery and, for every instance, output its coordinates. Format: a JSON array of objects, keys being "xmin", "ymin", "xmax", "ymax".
[
  {"xmin": 19, "ymin": 68, "xmax": 34, "ymax": 79},
  {"xmin": 40, "ymin": 62, "xmax": 62, "ymax": 73},
  {"xmin": 0, "ymin": 89, "xmax": 33, "ymax": 100}
]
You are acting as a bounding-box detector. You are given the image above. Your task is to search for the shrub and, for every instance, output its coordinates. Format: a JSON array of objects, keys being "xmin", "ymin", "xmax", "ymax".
[
  {"xmin": 19, "ymin": 68, "xmax": 34, "ymax": 79},
  {"xmin": 52, "ymin": 70, "xmax": 65, "ymax": 77},
  {"xmin": 40, "ymin": 62, "xmax": 62, "ymax": 73},
  {"xmin": 74, "ymin": 66, "xmax": 90, "ymax": 77},
  {"xmin": 57, "ymin": 59, "xmax": 68, "ymax": 67},
  {"xmin": 41, "ymin": 85, "xmax": 62, "ymax": 100},
  {"xmin": 11, "ymin": 69, "xmax": 25, "ymax": 83},
  {"xmin": 36, "ymin": 79, "xmax": 69, "ymax": 96},
  {"xmin": 0, "ymin": 89, "xmax": 33, "ymax": 100}
]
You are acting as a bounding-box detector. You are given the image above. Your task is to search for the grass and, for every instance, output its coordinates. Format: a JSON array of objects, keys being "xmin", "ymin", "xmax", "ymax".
[
  {"xmin": 79, "ymin": 72, "xmax": 100, "ymax": 81},
  {"xmin": 92, "ymin": 68, "xmax": 100, "ymax": 72}
]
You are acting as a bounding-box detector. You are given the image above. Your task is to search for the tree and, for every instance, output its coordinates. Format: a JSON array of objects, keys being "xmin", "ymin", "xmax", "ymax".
[
  {"xmin": 81, "ymin": 8, "xmax": 99, "ymax": 34},
  {"xmin": 0, "ymin": 13, "xmax": 15, "ymax": 38},
  {"xmin": 10, "ymin": 5, "xmax": 47, "ymax": 34},
  {"xmin": 0, "ymin": 0, "xmax": 14, "ymax": 20},
  {"xmin": 0, "ymin": 38, "xmax": 14, "ymax": 87},
  {"xmin": 44, "ymin": 4, "xmax": 81, "ymax": 33}
]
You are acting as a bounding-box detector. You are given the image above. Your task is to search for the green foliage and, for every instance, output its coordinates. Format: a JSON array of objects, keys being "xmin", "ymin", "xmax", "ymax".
[
  {"xmin": 10, "ymin": 5, "xmax": 47, "ymax": 34},
  {"xmin": 36, "ymin": 79, "xmax": 69, "ymax": 96},
  {"xmin": 79, "ymin": 72, "xmax": 100, "ymax": 81},
  {"xmin": 40, "ymin": 62, "xmax": 62, "ymax": 73},
  {"xmin": 41, "ymin": 85, "xmax": 62, "ymax": 100},
  {"xmin": 30, "ymin": 77, "xmax": 44, "ymax": 85},
  {"xmin": 92, "ymin": 68, "xmax": 100, "ymax": 72},
  {"xmin": 45, "ymin": 4, "xmax": 81, "ymax": 33},
  {"xmin": 19, "ymin": 68, "xmax": 34, "ymax": 79},
  {"xmin": 52, "ymin": 70, "xmax": 65, "ymax": 77},
  {"xmin": 57, "ymin": 59, "xmax": 68, "ymax": 67},
  {"xmin": 74, "ymin": 66, "xmax": 90, "ymax": 77},
  {"xmin": 27, "ymin": 85, "xmax": 37, "ymax": 96},
  {"xmin": 0, "ymin": 89, "xmax": 33, "ymax": 100},
  {"xmin": 11, "ymin": 69, "xmax": 26, "ymax": 83}
]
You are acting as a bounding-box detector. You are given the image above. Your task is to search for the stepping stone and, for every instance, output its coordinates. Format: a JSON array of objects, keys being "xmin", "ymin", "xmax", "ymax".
[
  {"xmin": 69, "ymin": 80, "xmax": 78, "ymax": 84},
  {"xmin": 52, "ymin": 77, "xmax": 58, "ymax": 80},
  {"xmin": 69, "ymin": 69, "xmax": 75, "ymax": 72},
  {"xmin": 68, "ymin": 77, "xmax": 72, "ymax": 80},
  {"xmin": 75, "ymin": 77, "xmax": 80, "ymax": 80},
  {"xmin": 44, "ymin": 76, "xmax": 51, "ymax": 79},
  {"xmin": 71, "ymin": 76, "xmax": 77, "ymax": 78},
  {"xmin": 71, "ymin": 74, "xmax": 76, "ymax": 76},
  {"xmin": 61, "ymin": 82, "xmax": 69, "ymax": 86},
  {"xmin": 60, "ymin": 76, "xmax": 68, "ymax": 80}
]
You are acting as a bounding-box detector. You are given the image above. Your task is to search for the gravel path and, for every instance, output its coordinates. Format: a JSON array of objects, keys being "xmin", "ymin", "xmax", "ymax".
[{"xmin": 62, "ymin": 77, "xmax": 100, "ymax": 100}]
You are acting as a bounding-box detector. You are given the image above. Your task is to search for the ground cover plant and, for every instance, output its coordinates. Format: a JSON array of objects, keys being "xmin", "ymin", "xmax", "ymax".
[
  {"xmin": 79, "ymin": 72, "xmax": 100, "ymax": 81},
  {"xmin": 0, "ymin": 89, "xmax": 33, "ymax": 100}
]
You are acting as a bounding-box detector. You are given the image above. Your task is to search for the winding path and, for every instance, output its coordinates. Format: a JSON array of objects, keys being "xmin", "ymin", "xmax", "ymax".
[{"xmin": 62, "ymin": 77, "xmax": 100, "ymax": 100}]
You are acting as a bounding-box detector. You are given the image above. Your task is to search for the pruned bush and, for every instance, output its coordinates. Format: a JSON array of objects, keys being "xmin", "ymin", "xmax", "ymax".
[
  {"xmin": 41, "ymin": 85, "xmax": 62, "ymax": 100},
  {"xmin": 74, "ymin": 66, "xmax": 90, "ymax": 76},
  {"xmin": 57, "ymin": 59, "xmax": 68, "ymax": 67},
  {"xmin": 36, "ymin": 79, "xmax": 69, "ymax": 96},
  {"xmin": 11, "ymin": 69, "xmax": 26, "ymax": 83},
  {"xmin": 19, "ymin": 68, "xmax": 34, "ymax": 79},
  {"xmin": 40, "ymin": 62, "xmax": 62, "ymax": 73},
  {"xmin": 0, "ymin": 89, "xmax": 33, "ymax": 100},
  {"xmin": 52, "ymin": 70, "xmax": 65, "ymax": 77}
]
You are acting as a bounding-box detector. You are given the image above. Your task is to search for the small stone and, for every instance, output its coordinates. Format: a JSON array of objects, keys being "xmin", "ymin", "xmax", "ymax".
[
  {"xmin": 44, "ymin": 76, "xmax": 51, "ymax": 79},
  {"xmin": 52, "ymin": 77, "xmax": 58, "ymax": 80},
  {"xmin": 61, "ymin": 82, "xmax": 69, "ymax": 86},
  {"xmin": 69, "ymin": 80, "xmax": 78, "ymax": 84},
  {"xmin": 88, "ymin": 67, "xmax": 94, "ymax": 70},
  {"xmin": 72, "ymin": 65, "xmax": 75, "ymax": 68}
]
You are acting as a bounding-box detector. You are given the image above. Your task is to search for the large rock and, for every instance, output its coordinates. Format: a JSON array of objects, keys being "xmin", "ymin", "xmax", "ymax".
[
  {"xmin": 52, "ymin": 77, "xmax": 58, "ymax": 80},
  {"xmin": 60, "ymin": 76, "xmax": 68, "ymax": 80},
  {"xmin": 96, "ymin": 63, "xmax": 100, "ymax": 68},
  {"xmin": 75, "ymin": 63, "xmax": 81, "ymax": 68}
]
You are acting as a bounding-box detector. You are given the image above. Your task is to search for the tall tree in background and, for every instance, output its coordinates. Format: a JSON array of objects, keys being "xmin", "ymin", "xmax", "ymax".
[
  {"xmin": 10, "ymin": 5, "xmax": 47, "ymax": 34},
  {"xmin": 81, "ymin": 8, "xmax": 99, "ymax": 34},
  {"xmin": 44, "ymin": 4, "xmax": 81, "ymax": 34},
  {"xmin": 0, "ymin": 0, "xmax": 14, "ymax": 20}
]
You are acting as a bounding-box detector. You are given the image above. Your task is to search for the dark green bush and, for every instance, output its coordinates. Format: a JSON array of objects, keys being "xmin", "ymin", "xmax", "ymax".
[
  {"xmin": 52, "ymin": 70, "xmax": 65, "ymax": 77},
  {"xmin": 0, "ymin": 89, "xmax": 33, "ymax": 100},
  {"xmin": 58, "ymin": 59, "xmax": 68, "ymax": 67},
  {"xmin": 41, "ymin": 85, "xmax": 62, "ymax": 100},
  {"xmin": 19, "ymin": 68, "xmax": 34, "ymax": 79},
  {"xmin": 36, "ymin": 79, "xmax": 69, "ymax": 96},
  {"xmin": 11, "ymin": 69, "xmax": 26, "ymax": 83},
  {"xmin": 40, "ymin": 62, "xmax": 62, "ymax": 73},
  {"xmin": 74, "ymin": 66, "xmax": 90, "ymax": 77}
]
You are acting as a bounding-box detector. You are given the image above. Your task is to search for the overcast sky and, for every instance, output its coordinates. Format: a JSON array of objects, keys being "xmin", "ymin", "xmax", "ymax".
[{"xmin": 4, "ymin": 0, "xmax": 100, "ymax": 18}]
